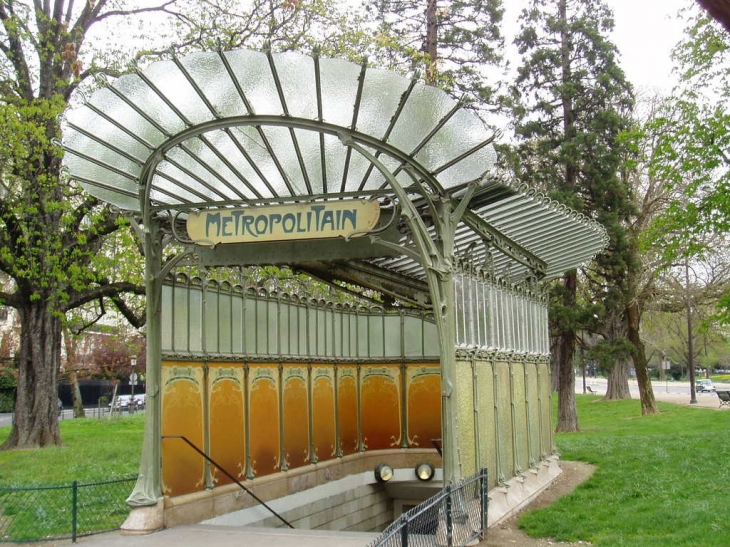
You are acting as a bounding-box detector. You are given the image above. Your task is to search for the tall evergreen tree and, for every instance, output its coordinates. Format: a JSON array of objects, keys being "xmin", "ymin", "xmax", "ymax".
[
  {"xmin": 364, "ymin": 0, "xmax": 505, "ymax": 111},
  {"xmin": 506, "ymin": 0, "xmax": 635, "ymax": 431}
]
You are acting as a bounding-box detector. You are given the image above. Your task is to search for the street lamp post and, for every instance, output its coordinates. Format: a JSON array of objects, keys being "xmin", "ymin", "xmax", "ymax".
[{"xmin": 130, "ymin": 355, "xmax": 137, "ymax": 413}]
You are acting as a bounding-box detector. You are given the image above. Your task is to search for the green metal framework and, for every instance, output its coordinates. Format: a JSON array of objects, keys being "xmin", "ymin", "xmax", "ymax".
[{"xmin": 61, "ymin": 48, "xmax": 608, "ymax": 508}]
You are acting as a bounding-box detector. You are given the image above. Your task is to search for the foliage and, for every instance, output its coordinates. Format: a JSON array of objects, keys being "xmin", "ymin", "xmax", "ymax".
[
  {"xmin": 363, "ymin": 0, "xmax": 505, "ymax": 113},
  {"xmin": 649, "ymin": 8, "xmax": 730, "ymax": 322},
  {"xmin": 505, "ymin": 0, "xmax": 636, "ymax": 426},
  {"xmin": 519, "ymin": 395, "xmax": 730, "ymax": 546}
]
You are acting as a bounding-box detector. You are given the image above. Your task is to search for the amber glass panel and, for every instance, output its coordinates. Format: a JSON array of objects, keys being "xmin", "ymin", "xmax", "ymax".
[
  {"xmin": 209, "ymin": 364, "xmax": 246, "ymax": 486},
  {"xmin": 161, "ymin": 361, "xmax": 205, "ymax": 496},
  {"xmin": 406, "ymin": 364, "xmax": 441, "ymax": 448},
  {"xmin": 361, "ymin": 365, "xmax": 401, "ymax": 450},
  {"xmin": 248, "ymin": 364, "xmax": 280, "ymax": 477},
  {"xmin": 312, "ymin": 365, "xmax": 336, "ymax": 462},
  {"xmin": 282, "ymin": 366, "xmax": 309, "ymax": 469},
  {"xmin": 338, "ymin": 366, "xmax": 359, "ymax": 455}
]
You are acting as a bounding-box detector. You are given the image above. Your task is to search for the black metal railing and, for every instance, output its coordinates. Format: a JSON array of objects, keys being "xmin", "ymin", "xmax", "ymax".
[
  {"xmin": 162, "ymin": 435, "xmax": 294, "ymax": 528},
  {"xmin": 0, "ymin": 476, "xmax": 136, "ymax": 543},
  {"xmin": 369, "ymin": 468, "xmax": 488, "ymax": 547}
]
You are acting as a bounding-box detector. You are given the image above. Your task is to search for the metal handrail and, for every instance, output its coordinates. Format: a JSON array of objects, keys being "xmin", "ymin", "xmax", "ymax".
[{"xmin": 162, "ymin": 435, "xmax": 294, "ymax": 528}]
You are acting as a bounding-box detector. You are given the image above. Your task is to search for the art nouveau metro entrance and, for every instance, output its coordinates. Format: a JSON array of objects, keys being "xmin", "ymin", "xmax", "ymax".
[{"xmin": 62, "ymin": 48, "xmax": 607, "ymax": 532}]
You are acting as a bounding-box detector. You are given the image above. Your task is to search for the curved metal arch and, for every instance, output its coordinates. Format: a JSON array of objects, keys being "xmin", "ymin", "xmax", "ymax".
[{"xmin": 138, "ymin": 115, "xmax": 450, "ymax": 224}]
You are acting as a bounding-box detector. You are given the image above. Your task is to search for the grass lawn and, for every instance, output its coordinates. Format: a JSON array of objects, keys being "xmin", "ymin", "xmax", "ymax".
[
  {"xmin": 1, "ymin": 398, "xmax": 728, "ymax": 546},
  {"xmin": 0, "ymin": 414, "xmax": 144, "ymax": 486},
  {"xmin": 519, "ymin": 395, "xmax": 730, "ymax": 547}
]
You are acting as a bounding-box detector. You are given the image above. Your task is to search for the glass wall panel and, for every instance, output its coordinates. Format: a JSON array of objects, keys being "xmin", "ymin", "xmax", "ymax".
[{"xmin": 383, "ymin": 315, "xmax": 402, "ymax": 357}]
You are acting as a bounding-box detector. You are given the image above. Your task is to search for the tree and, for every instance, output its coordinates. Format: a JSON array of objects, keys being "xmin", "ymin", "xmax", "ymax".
[
  {"xmin": 0, "ymin": 0, "xmax": 364, "ymax": 450},
  {"xmin": 651, "ymin": 8, "xmax": 730, "ymax": 328},
  {"xmin": 506, "ymin": 0, "xmax": 634, "ymax": 431},
  {"xmin": 364, "ymin": 0, "xmax": 505, "ymax": 109}
]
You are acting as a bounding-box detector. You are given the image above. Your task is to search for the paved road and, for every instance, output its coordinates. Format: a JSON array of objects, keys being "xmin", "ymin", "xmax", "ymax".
[
  {"xmin": 0, "ymin": 407, "xmax": 142, "ymax": 428},
  {"xmin": 577, "ymin": 377, "xmax": 729, "ymax": 409}
]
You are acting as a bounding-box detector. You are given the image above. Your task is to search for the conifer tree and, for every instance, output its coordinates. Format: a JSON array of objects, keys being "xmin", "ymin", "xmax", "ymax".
[{"xmin": 506, "ymin": 0, "xmax": 635, "ymax": 430}]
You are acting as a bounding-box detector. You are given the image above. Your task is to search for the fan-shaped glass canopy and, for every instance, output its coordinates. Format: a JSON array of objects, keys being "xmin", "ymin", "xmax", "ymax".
[{"xmin": 62, "ymin": 48, "xmax": 607, "ymax": 286}]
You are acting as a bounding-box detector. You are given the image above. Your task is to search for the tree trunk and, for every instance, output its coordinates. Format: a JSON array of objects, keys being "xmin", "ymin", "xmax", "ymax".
[
  {"xmin": 556, "ymin": 270, "xmax": 579, "ymax": 432},
  {"xmin": 69, "ymin": 369, "xmax": 85, "ymax": 419},
  {"xmin": 604, "ymin": 359, "xmax": 631, "ymax": 399},
  {"xmin": 62, "ymin": 330, "xmax": 87, "ymax": 419},
  {"xmin": 626, "ymin": 300, "xmax": 658, "ymax": 415},
  {"xmin": 1, "ymin": 301, "xmax": 63, "ymax": 449}
]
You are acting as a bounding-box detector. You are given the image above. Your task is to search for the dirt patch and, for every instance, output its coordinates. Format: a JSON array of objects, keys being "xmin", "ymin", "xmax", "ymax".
[{"xmin": 480, "ymin": 461, "xmax": 596, "ymax": 546}]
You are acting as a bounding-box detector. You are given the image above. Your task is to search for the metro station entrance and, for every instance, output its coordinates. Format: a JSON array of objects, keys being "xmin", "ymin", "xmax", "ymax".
[{"xmin": 62, "ymin": 48, "xmax": 607, "ymax": 532}]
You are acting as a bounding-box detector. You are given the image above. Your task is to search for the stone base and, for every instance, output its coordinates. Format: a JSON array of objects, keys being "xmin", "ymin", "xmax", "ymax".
[
  {"xmin": 487, "ymin": 456, "xmax": 562, "ymax": 528},
  {"xmin": 120, "ymin": 499, "xmax": 165, "ymax": 534}
]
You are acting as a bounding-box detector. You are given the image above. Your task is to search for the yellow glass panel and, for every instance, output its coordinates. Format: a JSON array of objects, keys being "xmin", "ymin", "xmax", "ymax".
[
  {"xmin": 406, "ymin": 364, "xmax": 441, "ymax": 448},
  {"xmin": 248, "ymin": 364, "xmax": 280, "ymax": 477},
  {"xmin": 161, "ymin": 361, "xmax": 205, "ymax": 496},
  {"xmin": 338, "ymin": 366, "xmax": 358, "ymax": 455},
  {"xmin": 361, "ymin": 365, "xmax": 401, "ymax": 450},
  {"xmin": 312, "ymin": 365, "xmax": 336, "ymax": 462},
  {"xmin": 282, "ymin": 365, "xmax": 309, "ymax": 469},
  {"xmin": 209, "ymin": 363, "xmax": 246, "ymax": 486}
]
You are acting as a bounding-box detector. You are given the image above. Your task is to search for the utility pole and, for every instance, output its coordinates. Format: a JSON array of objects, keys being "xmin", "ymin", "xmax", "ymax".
[{"xmin": 685, "ymin": 260, "xmax": 697, "ymax": 404}]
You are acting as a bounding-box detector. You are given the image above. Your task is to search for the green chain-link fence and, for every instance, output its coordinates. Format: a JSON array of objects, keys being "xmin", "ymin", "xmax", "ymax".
[{"xmin": 0, "ymin": 477, "xmax": 136, "ymax": 543}]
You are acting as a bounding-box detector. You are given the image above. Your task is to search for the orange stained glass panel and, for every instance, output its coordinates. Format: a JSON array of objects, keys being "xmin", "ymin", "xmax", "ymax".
[
  {"xmin": 312, "ymin": 365, "xmax": 336, "ymax": 462},
  {"xmin": 161, "ymin": 361, "xmax": 205, "ymax": 497},
  {"xmin": 361, "ymin": 365, "xmax": 401, "ymax": 450},
  {"xmin": 208, "ymin": 364, "xmax": 246, "ymax": 486},
  {"xmin": 282, "ymin": 366, "xmax": 309, "ymax": 469},
  {"xmin": 338, "ymin": 366, "xmax": 359, "ymax": 456},
  {"xmin": 406, "ymin": 364, "xmax": 442, "ymax": 447},
  {"xmin": 248, "ymin": 364, "xmax": 280, "ymax": 477}
]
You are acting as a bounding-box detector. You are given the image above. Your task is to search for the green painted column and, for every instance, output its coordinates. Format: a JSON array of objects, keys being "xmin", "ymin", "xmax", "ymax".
[{"xmin": 127, "ymin": 218, "xmax": 163, "ymax": 507}]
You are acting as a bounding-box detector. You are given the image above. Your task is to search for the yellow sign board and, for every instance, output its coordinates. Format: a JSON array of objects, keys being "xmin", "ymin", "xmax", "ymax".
[{"xmin": 187, "ymin": 199, "xmax": 381, "ymax": 245}]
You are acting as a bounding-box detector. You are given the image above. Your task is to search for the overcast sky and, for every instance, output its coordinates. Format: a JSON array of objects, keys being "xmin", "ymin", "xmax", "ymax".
[{"xmin": 503, "ymin": 0, "xmax": 691, "ymax": 93}]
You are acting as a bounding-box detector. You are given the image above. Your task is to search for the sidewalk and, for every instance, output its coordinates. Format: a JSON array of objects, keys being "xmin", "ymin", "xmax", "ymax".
[
  {"xmin": 577, "ymin": 377, "xmax": 728, "ymax": 410},
  {"xmin": 76, "ymin": 525, "xmax": 377, "ymax": 547}
]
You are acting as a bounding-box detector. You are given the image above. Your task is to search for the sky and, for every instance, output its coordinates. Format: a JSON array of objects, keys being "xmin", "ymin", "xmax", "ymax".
[{"xmin": 503, "ymin": 0, "xmax": 691, "ymax": 93}]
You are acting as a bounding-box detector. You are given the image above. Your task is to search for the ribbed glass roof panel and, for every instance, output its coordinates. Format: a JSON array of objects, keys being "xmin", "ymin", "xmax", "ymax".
[
  {"xmin": 224, "ymin": 49, "xmax": 285, "ymax": 116},
  {"xmin": 319, "ymin": 57, "xmax": 361, "ymax": 128},
  {"xmin": 387, "ymin": 83, "xmax": 454, "ymax": 155},
  {"xmin": 356, "ymin": 66, "xmax": 412, "ymax": 140},
  {"xmin": 414, "ymin": 109, "xmax": 498, "ymax": 182},
  {"xmin": 63, "ymin": 130, "xmax": 142, "ymax": 177},
  {"xmin": 112, "ymin": 72, "xmax": 183, "ymax": 135},
  {"xmin": 85, "ymin": 88, "xmax": 165, "ymax": 149},
  {"xmin": 180, "ymin": 51, "xmax": 247, "ymax": 118},
  {"xmin": 63, "ymin": 153, "xmax": 139, "ymax": 207},
  {"xmin": 274, "ymin": 51, "xmax": 318, "ymax": 119},
  {"xmin": 142, "ymin": 60, "xmax": 212, "ymax": 125}
]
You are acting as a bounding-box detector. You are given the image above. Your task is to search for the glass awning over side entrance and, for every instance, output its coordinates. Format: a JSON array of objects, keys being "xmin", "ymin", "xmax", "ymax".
[{"xmin": 61, "ymin": 48, "xmax": 607, "ymax": 285}]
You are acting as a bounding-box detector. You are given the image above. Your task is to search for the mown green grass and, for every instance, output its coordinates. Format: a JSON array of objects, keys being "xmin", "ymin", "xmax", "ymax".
[
  {"xmin": 0, "ymin": 415, "xmax": 143, "ymax": 541},
  {"xmin": 519, "ymin": 395, "xmax": 730, "ymax": 547},
  {"xmin": 0, "ymin": 414, "xmax": 144, "ymax": 486}
]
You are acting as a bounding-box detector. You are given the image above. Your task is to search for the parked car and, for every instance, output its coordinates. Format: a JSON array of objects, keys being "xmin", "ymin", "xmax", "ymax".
[
  {"xmin": 109, "ymin": 394, "xmax": 145, "ymax": 411},
  {"xmin": 697, "ymin": 379, "xmax": 716, "ymax": 393}
]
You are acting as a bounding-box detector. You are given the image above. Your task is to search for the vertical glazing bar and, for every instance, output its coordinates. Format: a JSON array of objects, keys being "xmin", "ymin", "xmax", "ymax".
[
  {"xmin": 471, "ymin": 356, "xmax": 481, "ymax": 471},
  {"xmin": 357, "ymin": 363, "xmax": 364, "ymax": 452},
  {"xmin": 308, "ymin": 362, "xmax": 316, "ymax": 463},
  {"xmin": 492, "ymin": 359, "xmax": 504, "ymax": 483},
  {"xmin": 400, "ymin": 360, "xmax": 408, "ymax": 448},
  {"xmin": 203, "ymin": 362, "xmax": 211, "ymax": 488},
  {"xmin": 244, "ymin": 362, "xmax": 253, "ymax": 479},
  {"xmin": 279, "ymin": 362, "xmax": 288, "ymax": 471}
]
